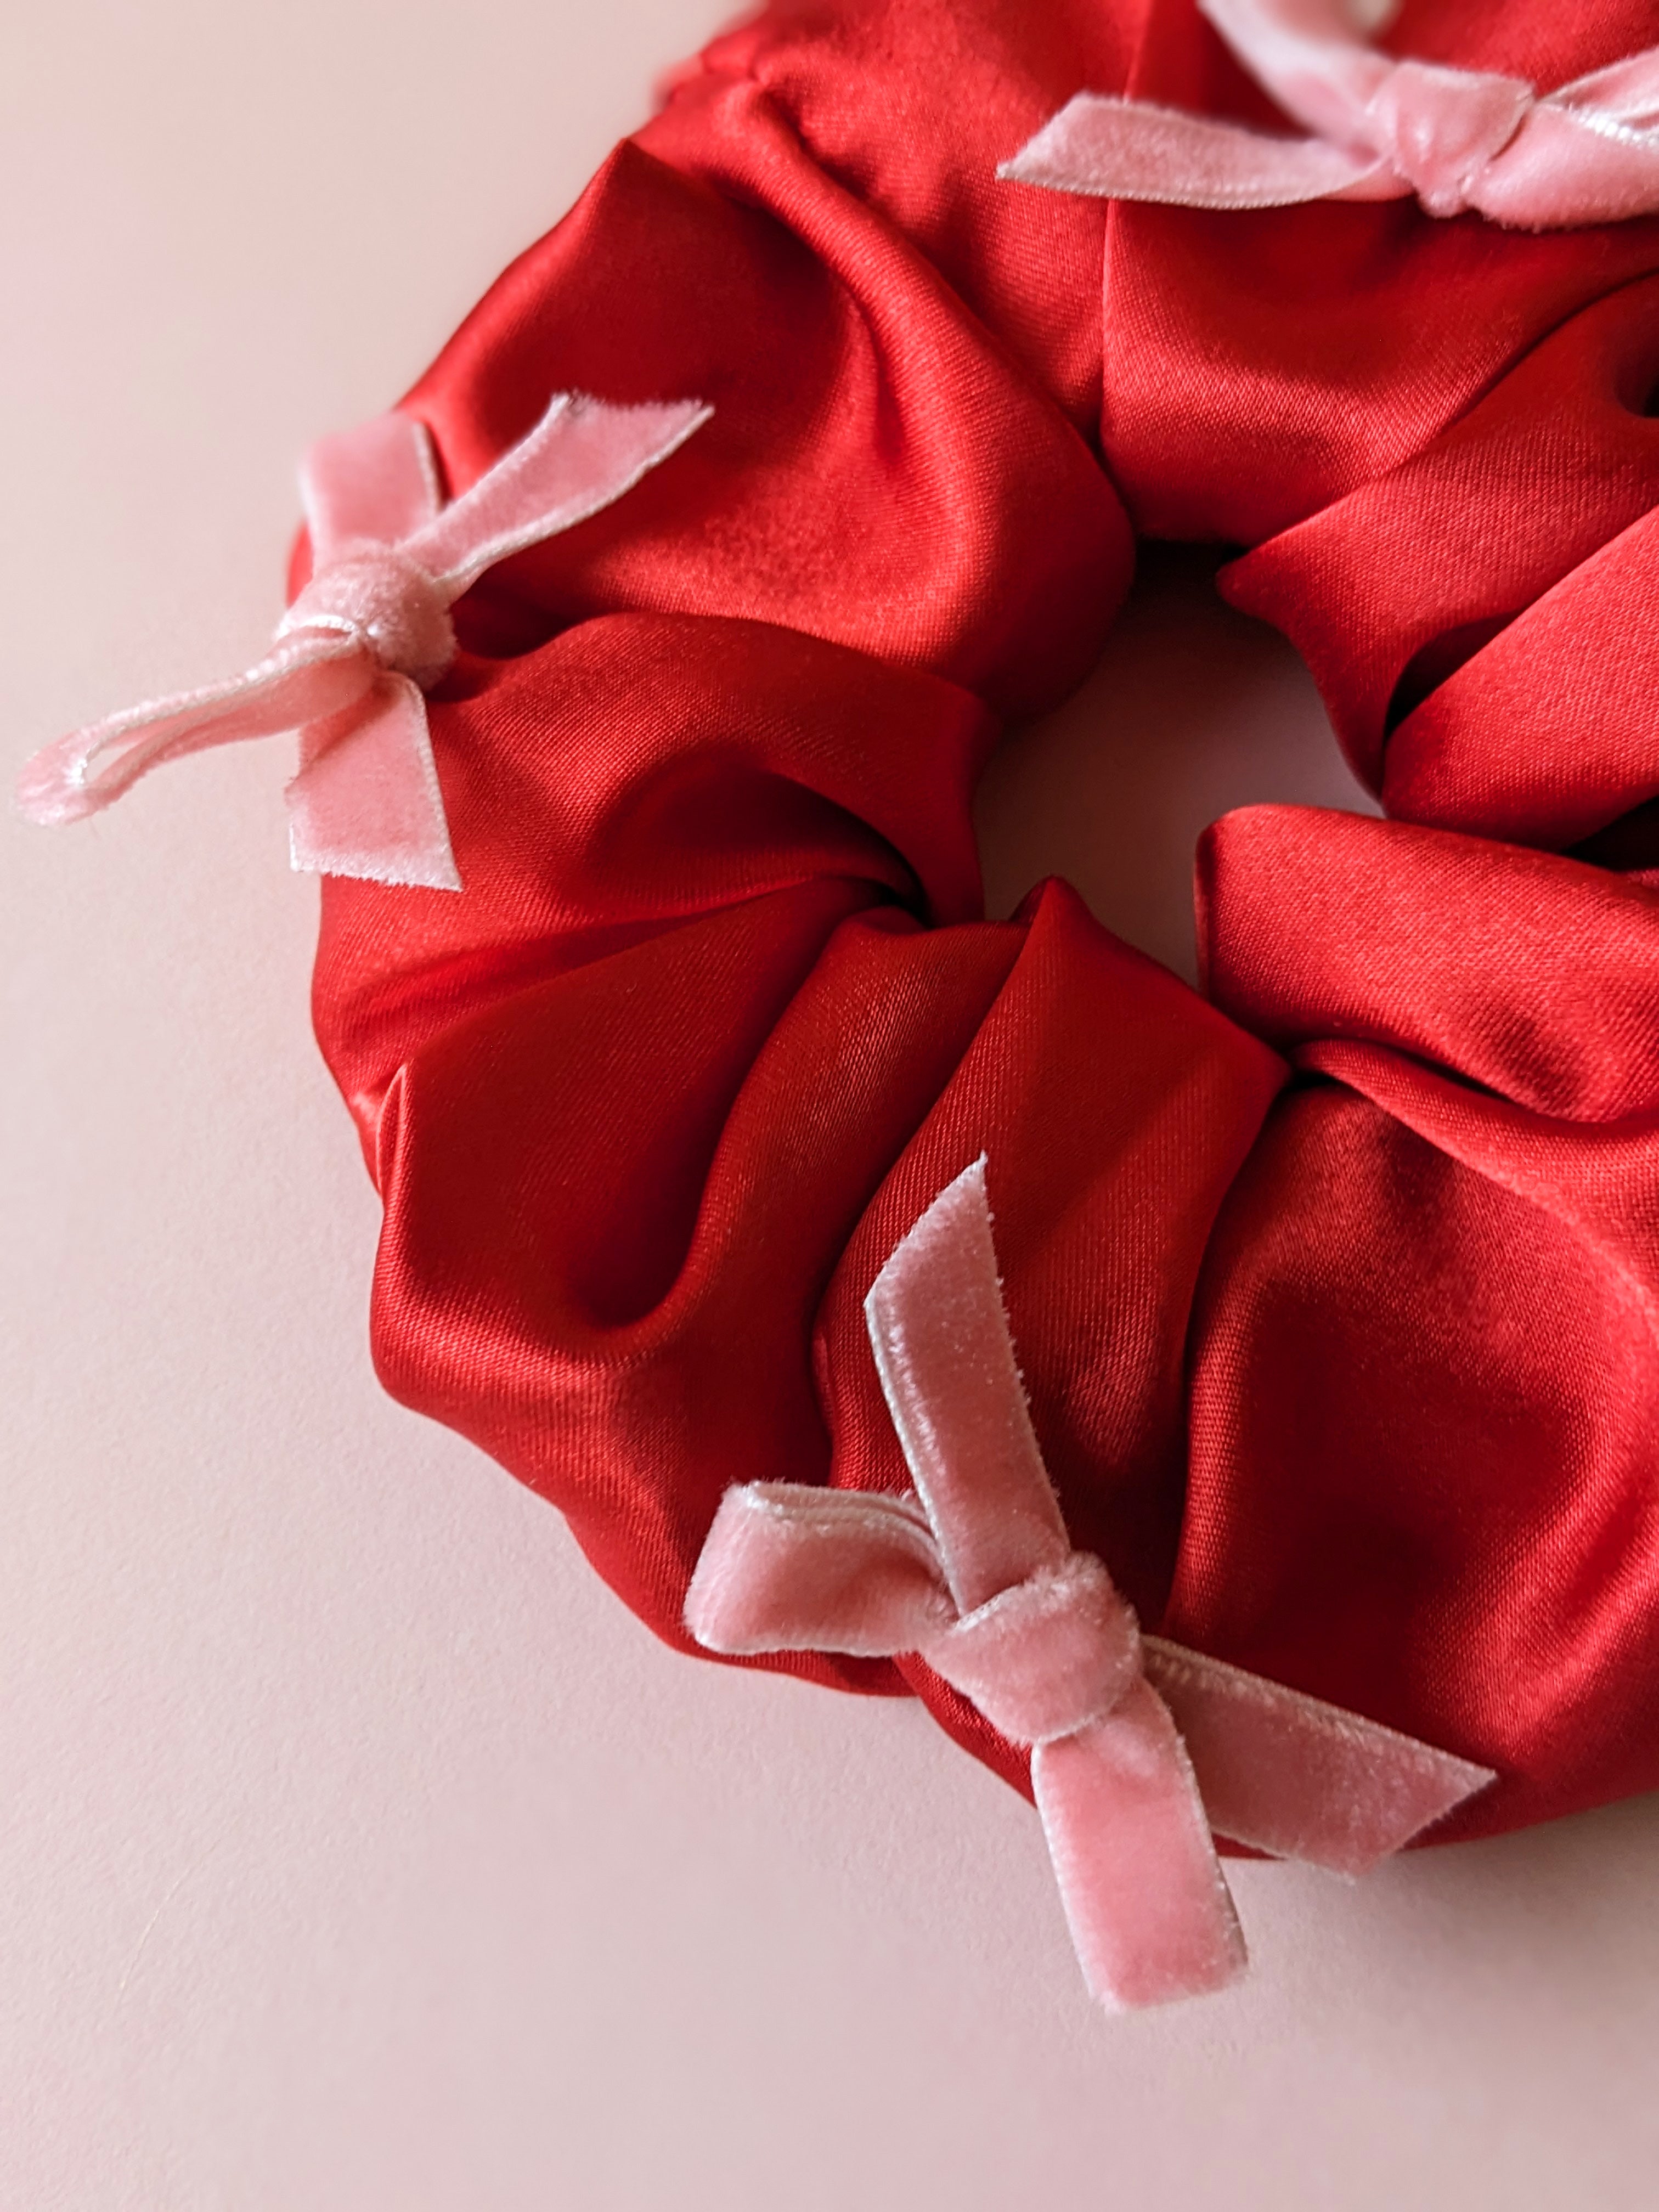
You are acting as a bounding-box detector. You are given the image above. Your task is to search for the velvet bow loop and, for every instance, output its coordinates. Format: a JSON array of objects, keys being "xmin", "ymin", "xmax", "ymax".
[
  {"xmin": 16, "ymin": 393, "xmax": 710, "ymax": 889},
  {"xmin": 685, "ymin": 1156, "xmax": 1496, "ymax": 2010},
  {"xmin": 683, "ymin": 1486, "xmax": 954, "ymax": 1658},
  {"xmin": 1000, "ymin": 0, "xmax": 1659, "ymax": 231}
]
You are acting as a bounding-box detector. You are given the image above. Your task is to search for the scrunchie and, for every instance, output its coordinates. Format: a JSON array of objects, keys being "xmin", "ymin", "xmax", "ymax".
[{"xmin": 22, "ymin": 0, "xmax": 1659, "ymax": 2004}]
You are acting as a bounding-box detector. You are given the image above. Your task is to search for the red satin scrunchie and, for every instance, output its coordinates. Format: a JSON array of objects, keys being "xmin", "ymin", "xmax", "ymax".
[{"xmin": 25, "ymin": 0, "xmax": 1659, "ymax": 2001}]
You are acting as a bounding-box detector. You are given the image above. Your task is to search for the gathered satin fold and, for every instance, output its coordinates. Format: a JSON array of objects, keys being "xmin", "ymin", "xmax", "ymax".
[
  {"xmin": 15, "ymin": 393, "xmax": 710, "ymax": 888},
  {"xmin": 1001, "ymin": 0, "xmax": 1659, "ymax": 230},
  {"xmin": 685, "ymin": 1158, "xmax": 1492, "ymax": 2008}
]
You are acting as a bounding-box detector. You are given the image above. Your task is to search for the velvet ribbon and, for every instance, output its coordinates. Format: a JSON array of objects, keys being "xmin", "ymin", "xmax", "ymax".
[
  {"xmin": 685, "ymin": 1158, "xmax": 1492, "ymax": 2009},
  {"xmin": 16, "ymin": 393, "xmax": 709, "ymax": 888},
  {"xmin": 1001, "ymin": 0, "xmax": 1659, "ymax": 230}
]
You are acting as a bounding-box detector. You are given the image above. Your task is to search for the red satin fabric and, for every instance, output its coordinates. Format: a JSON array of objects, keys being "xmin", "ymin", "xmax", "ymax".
[{"xmin": 312, "ymin": 0, "xmax": 1659, "ymax": 1839}]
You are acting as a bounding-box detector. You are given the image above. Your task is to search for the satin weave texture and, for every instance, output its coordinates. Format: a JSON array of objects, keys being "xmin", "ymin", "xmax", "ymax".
[{"xmin": 269, "ymin": 0, "xmax": 1659, "ymax": 1843}]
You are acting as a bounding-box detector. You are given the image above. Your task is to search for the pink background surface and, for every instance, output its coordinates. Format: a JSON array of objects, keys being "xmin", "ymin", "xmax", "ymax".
[{"xmin": 5, "ymin": 4, "xmax": 1659, "ymax": 2204}]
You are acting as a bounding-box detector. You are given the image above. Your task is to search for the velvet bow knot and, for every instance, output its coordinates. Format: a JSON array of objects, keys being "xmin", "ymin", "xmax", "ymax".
[
  {"xmin": 1364, "ymin": 59, "xmax": 1535, "ymax": 218},
  {"xmin": 278, "ymin": 538, "xmax": 460, "ymax": 692},
  {"xmin": 1001, "ymin": 0, "xmax": 1659, "ymax": 232},
  {"xmin": 686, "ymin": 1158, "xmax": 1494, "ymax": 2009},
  {"xmin": 924, "ymin": 1551, "xmax": 1141, "ymax": 1747},
  {"xmin": 16, "ymin": 392, "xmax": 710, "ymax": 889}
]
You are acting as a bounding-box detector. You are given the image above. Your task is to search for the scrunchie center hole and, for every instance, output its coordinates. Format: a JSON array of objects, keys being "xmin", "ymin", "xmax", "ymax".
[{"xmin": 975, "ymin": 546, "xmax": 1378, "ymax": 985}]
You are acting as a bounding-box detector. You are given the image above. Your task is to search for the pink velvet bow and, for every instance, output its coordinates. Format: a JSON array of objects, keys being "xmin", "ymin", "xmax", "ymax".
[
  {"xmin": 1000, "ymin": 0, "xmax": 1659, "ymax": 230},
  {"xmin": 685, "ymin": 1157, "xmax": 1494, "ymax": 2008},
  {"xmin": 16, "ymin": 393, "xmax": 710, "ymax": 889}
]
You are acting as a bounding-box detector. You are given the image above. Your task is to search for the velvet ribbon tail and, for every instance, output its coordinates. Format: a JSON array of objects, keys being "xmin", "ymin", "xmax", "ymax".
[
  {"xmin": 997, "ymin": 95, "xmax": 1383, "ymax": 210},
  {"xmin": 1033, "ymin": 1686, "xmax": 1246, "ymax": 2010},
  {"xmin": 405, "ymin": 392, "xmax": 713, "ymax": 594},
  {"xmin": 285, "ymin": 673, "xmax": 462, "ymax": 891}
]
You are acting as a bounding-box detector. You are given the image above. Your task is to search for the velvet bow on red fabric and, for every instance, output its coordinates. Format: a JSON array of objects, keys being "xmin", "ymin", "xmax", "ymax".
[
  {"xmin": 1004, "ymin": 0, "xmax": 1659, "ymax": 230},
  {"xmin": 686, "ymin": 1159, "xmax": 1491, "ymax": 2008},
  {"xmin": 17, "ymin": 394, "xmax": 709, "ymax": 888}
]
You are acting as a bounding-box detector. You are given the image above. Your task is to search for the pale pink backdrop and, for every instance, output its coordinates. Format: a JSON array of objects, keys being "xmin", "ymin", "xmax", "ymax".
[{"xmin": 4, "ymin": 5, "xmax": 1658, "ymax": 2206}]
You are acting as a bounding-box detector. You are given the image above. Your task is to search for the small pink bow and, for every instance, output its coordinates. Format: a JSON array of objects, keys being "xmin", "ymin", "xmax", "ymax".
[
  {"xmin": 686, "ymin": 1157, "xmax": 1493, "ymax": 2009},
  {"xmin": 16, "ymin": 392, "xmax": 710, "ymax": 889},
  {"xmin": 1000, "ymin": 0, "xmax": 1659, "ymax": 230}
]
